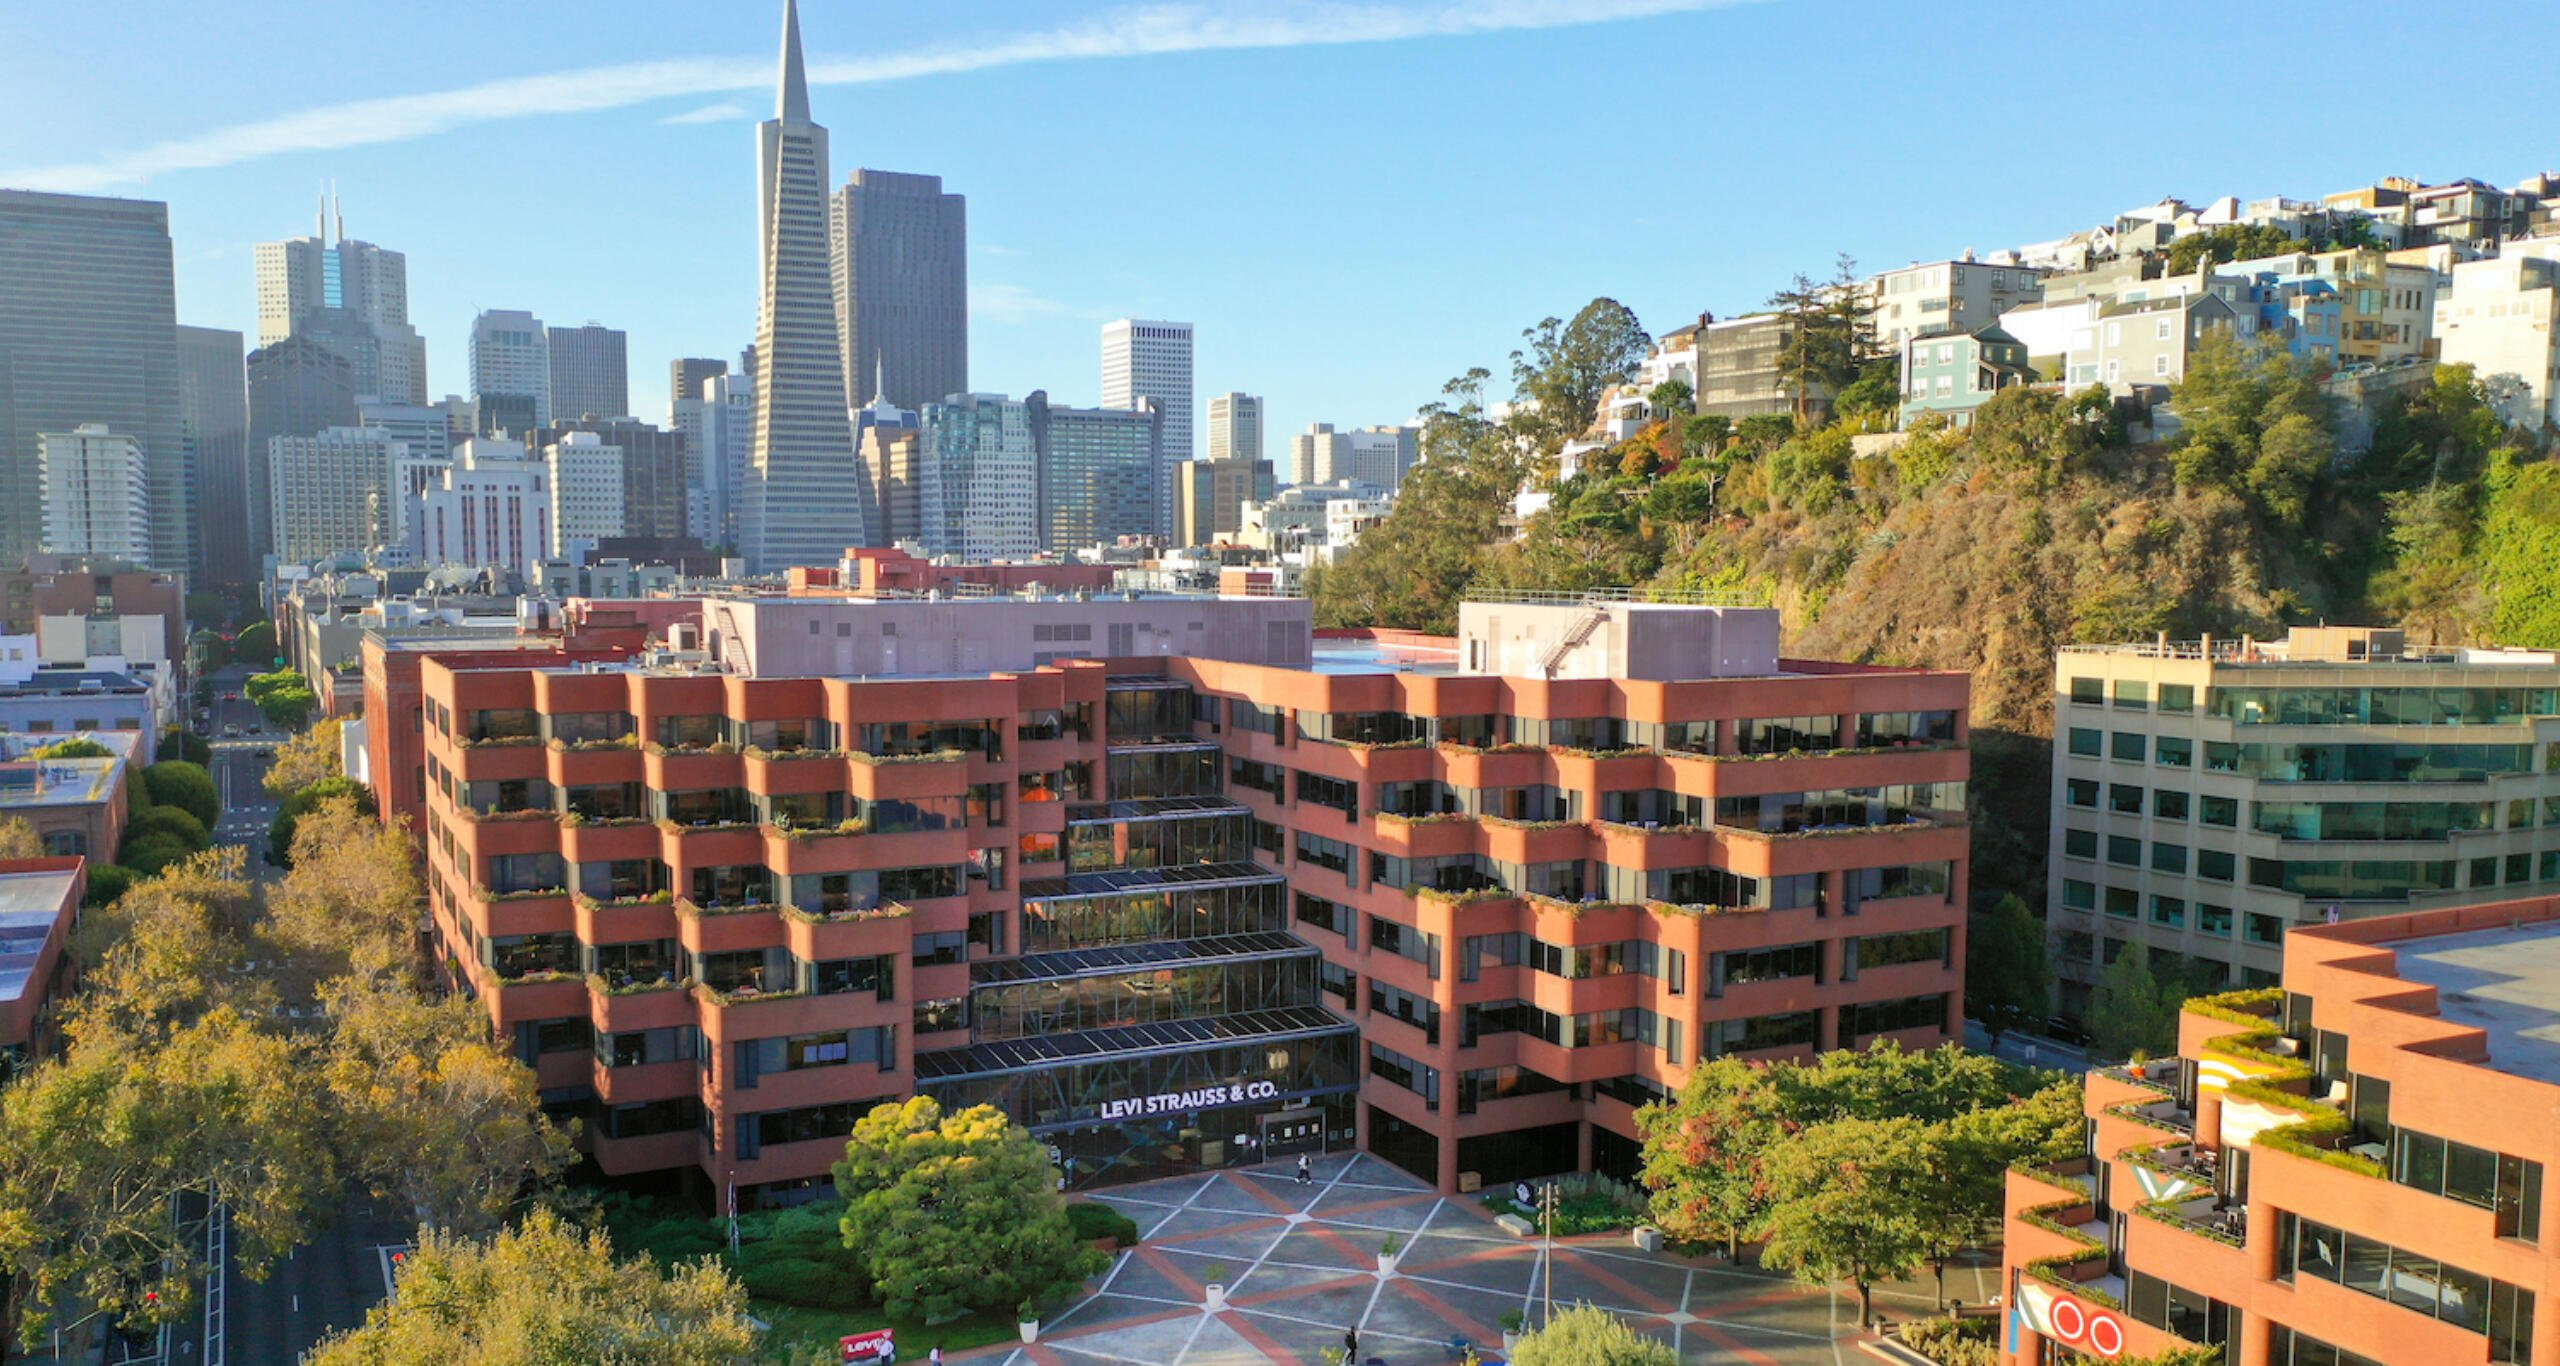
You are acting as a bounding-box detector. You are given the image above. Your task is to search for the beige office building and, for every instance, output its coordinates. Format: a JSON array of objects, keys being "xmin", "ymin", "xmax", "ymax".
[{"xmin": 2048, "ymin": 626, "xmax": 2560, "ymax": 1022}]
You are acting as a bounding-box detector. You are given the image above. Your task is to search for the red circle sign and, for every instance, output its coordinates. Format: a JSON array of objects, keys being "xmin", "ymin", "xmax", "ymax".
[{"xmin": 2046, "ymin": 1293, "xmax": 2127, "ymax": 1359}]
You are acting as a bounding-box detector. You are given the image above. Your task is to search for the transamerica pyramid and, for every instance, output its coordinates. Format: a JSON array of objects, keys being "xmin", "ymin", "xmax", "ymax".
[{"xmin": 743, "ymin": 0, "xmax": 866, "ymax": 572}]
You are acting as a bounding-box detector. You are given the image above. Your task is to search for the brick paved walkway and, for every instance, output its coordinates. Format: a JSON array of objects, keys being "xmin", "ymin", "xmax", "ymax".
[{"xmin": 952, "ymin": 1152, "xmax": 1893, "ymax": 1365}]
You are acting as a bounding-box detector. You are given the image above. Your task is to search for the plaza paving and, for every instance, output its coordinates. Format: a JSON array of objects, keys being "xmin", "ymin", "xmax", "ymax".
[{"xmin": 955, "ymin": 1152, "xmax": 1989, "ymax": 1364}]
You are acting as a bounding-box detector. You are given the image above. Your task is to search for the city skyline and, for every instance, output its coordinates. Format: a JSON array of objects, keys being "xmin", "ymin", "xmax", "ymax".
[{"xmin": 11, "ymin": 2, "xmax": 2560, "ymax": 453}]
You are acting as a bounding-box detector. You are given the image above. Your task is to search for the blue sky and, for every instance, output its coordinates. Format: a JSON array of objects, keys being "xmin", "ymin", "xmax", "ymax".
[{"xmin": 5, "ymin": 0, "xmax": 2558, "ymax": 448}]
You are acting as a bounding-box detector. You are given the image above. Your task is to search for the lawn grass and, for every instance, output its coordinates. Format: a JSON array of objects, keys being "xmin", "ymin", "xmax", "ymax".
[{"xmin": 755, "ymin": 1303, "xmax": 1021, "ymax": 1364}]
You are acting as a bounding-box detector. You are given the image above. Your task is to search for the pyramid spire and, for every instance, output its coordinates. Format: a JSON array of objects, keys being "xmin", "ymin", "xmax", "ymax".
[{"xmin": 777, "ymin": 0, "xmax": 811, "ymax": 122}]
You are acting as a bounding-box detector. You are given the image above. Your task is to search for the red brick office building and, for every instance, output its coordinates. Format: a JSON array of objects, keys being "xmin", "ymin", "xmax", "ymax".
[
  {"xmin": 401, "ymin": 592, "xmax": 1970, "ymax": 1205},
  {"xmin": 2003, "ymin": 898, "xmax": 2560, "ymax": 1365}
]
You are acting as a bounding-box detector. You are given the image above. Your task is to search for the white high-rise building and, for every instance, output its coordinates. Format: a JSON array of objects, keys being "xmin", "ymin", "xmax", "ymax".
[
  {"xmin": 37, "ymin": 424, "xmax": 151, "ymax": 562},
  {"xmin": 409, "ymin": 437, "xmax": 550, "ymax": 573},
  {"xmin": 2434, "ymin": 244, "xmax": 2560, "ymax": 430},
  {"xmin": 543, "ymin": 430, "xmax": 627, "ymax": 557},
  {"xmin": 1102, "ymin": 317, "xmax": 1194, "ymax": 464},
  {"xmin": 267, "ymin": 425, "xmax": 402, "ymax": 565},
  {"xmin": 742, "ymin": 0, "xmax": 867, "ymax": 572},
  {"xmin": 469, "ymin": 309, "xmax": 551, "ymax": 429},
  {"xmin": 675, "ymin": 371, "xmax": 756, "ymax": 549},
  {"xmin": 918, "ymin": 394, "xmax": 1038, "ymax": 562},
  {"xmin": 1206, "ymin": 391, "xmax": 1262, "ymax": 463}
]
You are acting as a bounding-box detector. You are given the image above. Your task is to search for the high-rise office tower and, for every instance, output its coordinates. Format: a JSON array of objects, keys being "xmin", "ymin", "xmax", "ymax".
[
  {"xmin": 547, "ymin": 323, "xmax": 629, "ymax": 421},
  {"xmin": 469, "ymin": 309, "xmax": 551, "ymax": 430},
  {"xmin": 534, "ymin": 416, "xmax": 686, "ymax": 541},
  {"xmin": 1027, "ymin": 391, "xmax": 1161, "ymax": 552},
  {"xmin": 1175, "ymin": 457, "xmax": 1275, "ymax": 547},
  {"xmin": 743, "ymin": 0, "xmax": 866, "ymax": 571},
  {"xmin": 917, "ymin": 394, "xmax": 1037, "ymax": 561},
  {"xmin": 176, "ymin": 325, "xmax": 250, "ymax": 583},
  {"xmin": 860, "ymin": 411, "xmax": 924, "ymax": 547},
  {"xmin": 246, "ymin": 334, "xmax": 361, "ymax": 567},
  {"xmin": 253, "ymin": 196, "xmax": 426, "ymax": 404},
  {"xmin": 848, "ymin": 382, "xmax": 911, "ymax": 542},
  {"xmin": 668, "ymin": 358, "xmax": 728, "ymax": 418},
  {"xmin": 1207, "ymin": 392, "xmax": 1262, "ymax": 463},
  {"xmin": 831, "ymin": 169, "xmax": 967, "ymax": 411},
  {"xmin": 0, "ymin": 191, "xmax": 187, "ymax": 570},
  {"xmin": 675, "ymin": 372, "xmax": 755, "ymax": 549},
  {"xmin": 38, "ymin": 425, "xmax": 152, "ymax": 563},
  {"xmin": 1101, "ymin": 319, "xmax": 1193, "ymax": 532}
]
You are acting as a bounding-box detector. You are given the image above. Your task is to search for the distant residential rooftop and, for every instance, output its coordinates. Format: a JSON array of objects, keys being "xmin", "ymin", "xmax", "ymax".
[
  {"xmin": 2384, "ymin": 920, "xmax": 2560, "ymax": 1086},
  {"xmin": 0, "ymin": 867, "xmax": 75, "ymax": 1004},
  {"xmin": 0, "ymin": 670, "xmax": 149, "ymax": 696},
  {"xmin": 0, "ymin": 758, "xmax": 120, "ymax": 810}
]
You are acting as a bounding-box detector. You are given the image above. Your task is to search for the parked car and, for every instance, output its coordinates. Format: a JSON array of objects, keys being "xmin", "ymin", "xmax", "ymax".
[{"xmin": 222, "ymin": 725, "xmax": 239, "ymax": 737}]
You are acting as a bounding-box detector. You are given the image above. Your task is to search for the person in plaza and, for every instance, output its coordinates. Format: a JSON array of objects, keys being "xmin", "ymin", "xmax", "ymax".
[
  {"xmin": 1297, "ymin": 1153, "xmax": 1312, "ymax": 1186},
  {"xmin": 1344, "ymin": 1326, "xmax": 1359, "ymax": 1359}
]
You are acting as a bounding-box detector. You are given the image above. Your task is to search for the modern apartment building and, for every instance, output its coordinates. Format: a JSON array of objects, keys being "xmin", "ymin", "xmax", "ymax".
[
  {"xmin": 2436, "ymin": 245, "xmax": 2560, "ymax": 432},
  {"xmin": 547, "ymin": 324, "xmax": 631, "ymax": 422},
  {"xmin": 1696, "ymin": 313, "xmax": 1828, "ymax": 421},
  {"xmin": 831, "ymin": 169, "xmax": 967, "ymax": 412},
  {"xmin": 2003, "ymin": 900, "xmax": 2559, "ymax": 1366},
  {"xmin": 37, "ymin": 425, "xmax": 152, "ymax": 563},
  {"xmin": 743, "ymin": 1, "xmax": 868, "ymax": 571},
  {"xmin": 1207, "ymin": 392, "xmax": 1263, "ymax": 464},
  {"xmin": 1027, "ymin": 390, "xmax": 1162, "ymax": 550},
  {"xmin": 399, "ymin": 590, "xmax": 1967, "ymax": 1206},
  {"xmin": 470, "ymin": 310, "xmax": 552, "ymax": 430},
  {"xmin": 1866, "ymin": 258, "xmax": 2048, "ymax": 353},
  {"xmin": 2047, "ymin": 627, "xmax": 2560, "ymax": 1022},
  {"xmin": 0, "ymin": 190, "xmax": 186, "ymax": 571},
  {"xmin": 1101, "ymin": 319, "xmax": 1194, "ymax": 466},
  {"xmin": 542, "ymin": 431, "xmax": 626, "ymax": 557},
  {"xmin": 176, "ymin": 325, "xmax": 251, "ymax": 584}
]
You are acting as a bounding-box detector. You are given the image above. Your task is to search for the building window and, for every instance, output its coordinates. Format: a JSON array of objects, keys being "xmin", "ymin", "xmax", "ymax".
[
  {"xmin": 2112, "ymin": 732, "xmax": 2147, "ymax": 762},
  {"xmin": 2068, "ymin": 727, "xmax": 2102, "ymax": 757}
]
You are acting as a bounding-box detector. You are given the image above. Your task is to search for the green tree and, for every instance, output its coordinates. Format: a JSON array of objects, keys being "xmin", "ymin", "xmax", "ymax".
[
  {"xmin": 321, "ymin": 978, "xmax": 573, "ymax": 1233},
  {"xmin": 1833, "ymin": 357, "xmax": 1902, "ymax": 427},
  {"xmin": 1509, "ymin": 1303, "xmax": 1679, "ymax": 1366},
  {"xmin": 1635, "ymin": 1058, "xmax": 1784, "ymax": 1261},
  {"xmin": 270, "ymin": 775, "xmax": 374, "ymax": 867},
  {"xmin": 192, "ymin": 629, "xmax": 232, "ymax": 672},
  {"xmin": 1758, "ymin": 1116, "xmax": 1934, "ymax": 1328},
  {"xmin": 2484, "ymin": 457, "xmax": 2560, "ymax": 647},
  {"xmin": 1508, "ymin": 299, "xmax": 1652, "ymax": 454},
  {"xmin": 1312, "ymin": 369, "xmax": 1520, "ymax": 634},
  {"xmin": 124, "ymin": 806, "xmax": 211, "ymax": 858},
  {"xmin": 1646, "ymin": 378, "xmax": 1693, "ymax": 419},
  {"xmin": 265, "ymin": 717, "xmax": 346, "ymax": 795},
  {"xmin": 2371, "ymin": 479, "xmax": 2486, "ymax": 644},
  {"xmin": 1966, "ymin": 894, "xmax": 2051, "ymax": 1047},
  {"xmin": 830, "ymin": 1097, "xmax": 1106, "ymax": 1323},
  {"xmin": 28, "ymin": 737, "xmax": 112, "ymax": 760},
  {"xmin": 1766, "ymin": 255, "xmax": 1874, "ymax": 424},
  {"xmin": 2089, "ymin": 944, "xmax": 2181, "ymax": 1062},
  {"xmin": 81, "ymin": 864, "xmax": 135, "ymax": 907},
  {"xmin": 0, "ymin": 818, "xmax": 40, "ymax": 860},
  {"xmin": 2163, "ymin": 222, "xmax": 2299, "ymax": 275},
  {"xmin": 160, "ymin": 728, "xmax": 212, "ymax": 767},
  {"xmin": 2166, "ymin": 332, "xmax": 2335, "ymax": 533},
  {"xmin": 305, "ymin": 1208, "xmax": 759, "ymax": 1365},
  {"xmin": 141, "ymin": 760, "xmax": 220, "ymax": 829},
  {"xmin": 254, "ymin": 680, "xmax": 318, "ymax": 729},
  {"xmin": 0, "ymin": 1008, "xmax": 337, "ymax": 1344},
  {"xmin": 185, "ymin": 591, "xmax": 227, "ymax": 630},
  {"xmin": 233, "ymin": 620, "xmax": 278, "ymax": 668},
  {"xmin": 1910, "ymin": 1082, "xmax": 2081, "ymax": 1308},
  {"xmin": 268, "ymin": 794, "xmax": 418, "ymax": 987}
]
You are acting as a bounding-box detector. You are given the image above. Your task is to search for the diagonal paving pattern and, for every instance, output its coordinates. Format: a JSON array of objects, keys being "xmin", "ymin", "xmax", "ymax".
[{"xmin": 955, "ymin": 1154, "xmax": 1897, "ymax": 1364}]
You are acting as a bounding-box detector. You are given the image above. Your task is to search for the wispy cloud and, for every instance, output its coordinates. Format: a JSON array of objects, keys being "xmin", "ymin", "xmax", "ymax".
[
  {"xmin": 658, "ymin": 101, "xmax": 750, "ymax": 126},
  {"xmin": 970, "ymin": 280, "xmax": 1077, "ymax": 326},
  {"xmin": 2, "ymin": 1, "xmax": 1760, "ymax": 192}
]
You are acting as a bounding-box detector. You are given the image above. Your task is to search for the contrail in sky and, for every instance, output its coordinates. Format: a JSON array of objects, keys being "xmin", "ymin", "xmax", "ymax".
[{"xmin": 3, "ymin": 1, "xmax": 1762, "ymax": 192}]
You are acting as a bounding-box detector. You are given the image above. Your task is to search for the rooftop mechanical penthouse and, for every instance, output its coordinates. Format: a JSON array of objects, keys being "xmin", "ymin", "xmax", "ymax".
[{"xmin": 403, "ymin": 589, "xmax": 1970, "ymax": 1206}]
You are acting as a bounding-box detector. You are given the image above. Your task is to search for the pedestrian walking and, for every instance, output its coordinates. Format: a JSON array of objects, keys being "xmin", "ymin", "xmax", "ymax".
[
  {"xmin": 928, "ymin": 1347, "xmax": 942, "ymax": 1365},
  {"xmin": 1344, "ymin": 1326, "xmax": 1359, "ymax": 1360},
  {"xmin": 2325, "ymin": 903, "xmax": 2341, "ymax": 924},
  {"xmin": 1297, "ymin": 1153, "xmax": 1313, "ymax": 1186}
]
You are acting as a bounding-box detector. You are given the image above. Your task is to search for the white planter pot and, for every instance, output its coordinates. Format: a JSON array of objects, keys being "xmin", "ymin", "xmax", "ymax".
[
  {"xmin": 1632, "ymin": 1225, "xmax": 1664, "ymax": 1253},
  {"xmin": 1019, "ymin": 1321, "xmax": 1038, "ymax": 1344},
  {"xmin": 1205, "ymin": 1285, "xmax": 1227, "ymax": 1310},
  {"xmin": 1376, "ymin": 1253, "xmax": 1399, "ymax": 1276},
  {"xmin": 1503, "ymin": 1331, "xmax": 1524, "ymax": 1352}
]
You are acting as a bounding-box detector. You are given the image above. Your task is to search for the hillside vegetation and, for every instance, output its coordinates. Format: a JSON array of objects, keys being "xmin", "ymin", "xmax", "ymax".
[{"xmin": 1313, "ymin": 304, "xmax": 2560, "ymax": 913}]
